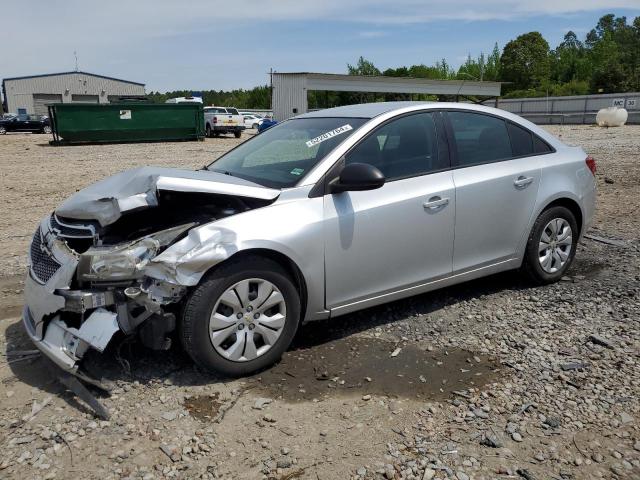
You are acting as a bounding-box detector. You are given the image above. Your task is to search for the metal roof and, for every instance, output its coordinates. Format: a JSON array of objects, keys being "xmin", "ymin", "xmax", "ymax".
[
  {"xmin": 2, "ymin": 71, "xmax": 145, "ymax": 86},
  {"xmin": 273, "ymin": 72, "xmax": 502, "ymax": 96}
]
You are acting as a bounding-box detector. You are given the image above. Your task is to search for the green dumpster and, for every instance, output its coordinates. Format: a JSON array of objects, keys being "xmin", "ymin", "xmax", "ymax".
[{"xmin": 48, "ymin": 103, "xmax": 205, "ymax": 145}]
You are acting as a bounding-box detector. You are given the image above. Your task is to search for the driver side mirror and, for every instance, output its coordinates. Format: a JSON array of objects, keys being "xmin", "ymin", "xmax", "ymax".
[{"xmin": 330, "ymin": 162, "xmax": 385, "ymax": 193}]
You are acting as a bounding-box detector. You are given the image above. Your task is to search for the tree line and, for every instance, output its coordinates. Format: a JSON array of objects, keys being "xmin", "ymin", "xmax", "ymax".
[{"xmin": 148, "ymin": 13, "xmax": 639, "ymax": 108}]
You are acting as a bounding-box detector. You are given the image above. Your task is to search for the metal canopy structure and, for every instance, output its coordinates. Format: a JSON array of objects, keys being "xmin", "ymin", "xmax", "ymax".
[{"xmin": 272, "ymin": 72, "xmax": 502, "ymax": 121}]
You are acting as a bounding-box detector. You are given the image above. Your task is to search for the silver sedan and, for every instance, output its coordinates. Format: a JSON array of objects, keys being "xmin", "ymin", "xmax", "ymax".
[{"xmin": 24, "ymin": 102, "xmax": 596, "ymax": 378}]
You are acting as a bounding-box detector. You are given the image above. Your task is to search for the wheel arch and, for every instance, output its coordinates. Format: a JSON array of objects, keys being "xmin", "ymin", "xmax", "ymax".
[
  {"xmin": 539, "ymin": 197, "xmax": 584, "ymax": 237},
  {"xmin": 517, "ymin": 193, "xmax": 585, "ymax": 266},
  {"xmin": 204, "ymin": 248, "xmax": 308, "ymax": 323}
]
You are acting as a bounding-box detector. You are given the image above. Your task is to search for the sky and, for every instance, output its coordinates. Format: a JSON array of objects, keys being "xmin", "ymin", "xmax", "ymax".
[{"xmin": 2, "ymin": 1, "xmax": 640, "ymax": 93}]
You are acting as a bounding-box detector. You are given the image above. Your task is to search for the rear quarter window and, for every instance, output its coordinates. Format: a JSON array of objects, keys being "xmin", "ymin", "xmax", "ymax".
[
  {"xmin": 533, "ymin": 135, "xmax": 553, "ymax": 153},
  {"xmin": 507, "ymin": 122, "xmax": 534, "ymax": 157}
]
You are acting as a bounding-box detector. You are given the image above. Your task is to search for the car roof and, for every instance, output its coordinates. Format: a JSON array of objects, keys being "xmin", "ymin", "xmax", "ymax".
[{"xmin": 295, "ymin": 101, "xmax": 564, "ymax": 149}]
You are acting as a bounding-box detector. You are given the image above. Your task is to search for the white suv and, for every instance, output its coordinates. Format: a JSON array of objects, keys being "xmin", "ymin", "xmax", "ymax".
[{"xmin": 203, "ymin": 107, "xmax": 245, "ymax": 138}]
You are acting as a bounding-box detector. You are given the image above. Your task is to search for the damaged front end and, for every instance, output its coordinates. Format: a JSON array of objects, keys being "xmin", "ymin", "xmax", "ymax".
[
  {"xmin": 24, "ymin": 216, "xmax": 191, "ymax": 378},
  {"xmin": 23, "ymin": 169, "xmax": 279, "ymax": 380}
]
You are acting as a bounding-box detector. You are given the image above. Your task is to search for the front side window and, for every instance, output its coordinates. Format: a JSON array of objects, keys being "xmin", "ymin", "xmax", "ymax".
[
  {"xmin": 207, "ymin": 117, "xmax": 367, "ymax": 188},
  {"xmin": 448, "ymin": 111, "xmax": 512, "ymax": 166},
  {"xmin": 345, "ymin": 112, "xmax": 446, "ymax": 181}
]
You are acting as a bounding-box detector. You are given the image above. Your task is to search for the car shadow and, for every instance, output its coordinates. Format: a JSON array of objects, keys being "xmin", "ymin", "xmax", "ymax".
[
  {"xmin": 4, "ymin": 269, "xmax": 531, "ymax": 415},
  {"xmin": 292, "ymin": 269, "xmax": 530, "ymax": 349}
]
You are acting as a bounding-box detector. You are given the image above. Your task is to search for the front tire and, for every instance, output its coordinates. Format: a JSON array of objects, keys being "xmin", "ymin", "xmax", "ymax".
[
  {"xmin": 181, "ymin": 256, "xmax": 300, "ymax": 376},
  {"xmin": 522, "ymin": 206, "xmax": 578, "ymax": 284},
  {"xmin": 0, "ymin": 126, "xmax": 6, "ymax": 135}
]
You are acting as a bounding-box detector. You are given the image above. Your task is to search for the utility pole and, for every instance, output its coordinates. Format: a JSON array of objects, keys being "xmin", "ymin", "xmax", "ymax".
[{"xmin": 269, "ymin": 68, "xmax": 273, "ymax": 110}]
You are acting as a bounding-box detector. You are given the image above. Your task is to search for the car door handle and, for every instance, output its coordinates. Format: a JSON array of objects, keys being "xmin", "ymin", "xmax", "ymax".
[
  {"xmin": 514, "ymin": 176, "xmax": 534, "ymax": 188},
  {"xmin": 423, "ymin": 196, "xmax": 449, "ymax": 209}
]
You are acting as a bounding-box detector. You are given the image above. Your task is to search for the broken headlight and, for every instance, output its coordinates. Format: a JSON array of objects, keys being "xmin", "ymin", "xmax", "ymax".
[{"xmin": 78, "ymin": 224, "xmax": 193, "ymax": 281}]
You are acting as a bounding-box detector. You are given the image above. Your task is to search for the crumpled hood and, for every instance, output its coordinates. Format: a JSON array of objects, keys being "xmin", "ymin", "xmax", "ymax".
[{"xmin": 56, "ymin": 166, "xmax": 280, "ymax": 226}]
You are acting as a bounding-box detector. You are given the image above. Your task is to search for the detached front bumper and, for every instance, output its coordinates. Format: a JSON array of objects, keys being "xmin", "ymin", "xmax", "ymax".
[{"xmin": 23, "ymin": 272, "xmax": 120, "ymax": 373}]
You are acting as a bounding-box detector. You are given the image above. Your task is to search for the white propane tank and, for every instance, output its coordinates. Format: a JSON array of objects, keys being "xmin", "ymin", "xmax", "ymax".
[{"xmin": 596, "ymin": 107, "xmax": 628, "ymax": 127}]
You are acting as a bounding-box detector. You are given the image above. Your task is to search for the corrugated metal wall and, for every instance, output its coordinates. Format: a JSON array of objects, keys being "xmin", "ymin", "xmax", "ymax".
[
  {"xmin": 272, "ymin": 74, "xmax": 307, "ymax": 121},
  {"xmin": 488, "ymin": 92, "xmax": 640, "ymax": 124},
  {"xmin": 4, "ymin": 72, "xmax": 145, "ymax": 115}
]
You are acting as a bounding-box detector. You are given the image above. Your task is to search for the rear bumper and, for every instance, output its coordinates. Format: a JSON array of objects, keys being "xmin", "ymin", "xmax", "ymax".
[{"xmin": 213, "ymin": 125, "xmax": 245, "ymax": 132}]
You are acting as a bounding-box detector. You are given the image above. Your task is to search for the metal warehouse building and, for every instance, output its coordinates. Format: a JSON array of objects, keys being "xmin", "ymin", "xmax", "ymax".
[{"xmin": 2, "ymin": 71, "xmax": 146, "ymax": 116}]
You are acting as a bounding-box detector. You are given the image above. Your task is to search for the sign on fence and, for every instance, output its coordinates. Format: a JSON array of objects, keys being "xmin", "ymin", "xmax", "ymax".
[
  {"xmin": 612, "ymin": 98, "xmax": 625, "ymax": 107},
  {"xmin": 626, "ymin": 99, "xmax": 637, "ymax": 109}
]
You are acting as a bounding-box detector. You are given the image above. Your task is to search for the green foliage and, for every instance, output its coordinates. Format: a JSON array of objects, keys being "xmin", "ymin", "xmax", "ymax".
[
  {"xmin": 500, "ymin": 32, "xmax": 551, "ymax": 92},
  {"xmin": 149, "ymin": 13, "xmax": 639, "ymax": 104},
  {"xmin": 347, "ymin": 56, "xmax": 381, "ymax": 76},
  {"xmin": 146, "ymin": 85, "xmax": 271, "ymax": 109},
  {"xmin": 343, "ymin": 14, "xmax": 638, "ymax": 99}
]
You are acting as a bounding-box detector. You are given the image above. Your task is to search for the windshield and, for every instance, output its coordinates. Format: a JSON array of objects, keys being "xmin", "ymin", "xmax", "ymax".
[{"xmin": 206, "ymin": 117, "xmax": 368, "ymax": 188}]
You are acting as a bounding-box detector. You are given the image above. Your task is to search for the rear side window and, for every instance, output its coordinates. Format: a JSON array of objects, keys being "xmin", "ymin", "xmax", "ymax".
[
  {"xmin": 448, "ymin": 112, "xmax": 511, "ymax": 166},
  {"xmin": 533, "ymin": 135, "xmax": 553, "ymax": 153},
  {"xmin": 507, "ymin": 122, "xmax": 534, "ymax": 157},
  {"xmin": 228, "ymin": 108, "xmax": 240, "ymax": 115}
]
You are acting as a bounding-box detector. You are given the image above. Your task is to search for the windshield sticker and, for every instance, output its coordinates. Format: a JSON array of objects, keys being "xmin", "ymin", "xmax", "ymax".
[
  {"xmin": 290, "ymin": 168, "xmax": 305, "ymax": 176},
  {"xmin": 306, "ymin": 124, "xmax": 353, "ymax": 148}
]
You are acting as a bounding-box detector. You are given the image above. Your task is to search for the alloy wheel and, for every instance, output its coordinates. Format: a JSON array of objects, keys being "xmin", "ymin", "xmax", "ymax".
[
  {"xmin": 43, "ymin": 126, "xmax": 52, "ymax": 134},
  {"xmin": 208, "ymin": 278, "xmax": 286, "ymax": 362},
  {"xmin": 538, "ymin": 218, "xmax": 573, "ymax": 273}
]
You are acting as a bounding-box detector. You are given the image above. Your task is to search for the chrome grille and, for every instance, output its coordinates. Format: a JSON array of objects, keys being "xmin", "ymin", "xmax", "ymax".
[
  {"xmin": 29, "ymin": 229, "xmax": 61, "ymax": 284},
  {"xmin": 50, "ymin": 214, "xmax": 96, "ymax": 239}
]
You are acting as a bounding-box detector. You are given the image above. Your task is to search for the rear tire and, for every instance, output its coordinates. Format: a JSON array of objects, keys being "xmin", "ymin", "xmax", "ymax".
[
  {"xmin": 43, "ymin": 126, "xmax": 52, "ymax": 134},
  {"xmin": 205, "ymin": 124, "xmax": 212, "ymax": 138},
  {"xmin": 0, "ymin": 126, "xmax": 6, "ymax": 135},
  {"xmin": 234, "ymin": 130, "xmax": 242, "ymax": 138},
  {"xmin": 521, "ymin": 206, "xmax": 578, "ymax": 285},
  {"xmin": 181, "ymin": 256, "xmax": 300, "ymax": 377}
]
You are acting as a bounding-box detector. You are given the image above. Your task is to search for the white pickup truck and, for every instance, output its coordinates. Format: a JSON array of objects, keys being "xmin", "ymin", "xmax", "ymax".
[{"xmin": 203, "ymin": 106, "xmax": 245, "ymax": 138}]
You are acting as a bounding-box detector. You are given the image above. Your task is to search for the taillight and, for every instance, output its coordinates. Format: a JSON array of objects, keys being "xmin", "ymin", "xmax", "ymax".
[
  {"xmin": 213, "ymin": 116, "xmax": 217, "ymax": 124},
  {"xmin": 586, "ymin": 156, "xmax": 596, "ymax": 176}
]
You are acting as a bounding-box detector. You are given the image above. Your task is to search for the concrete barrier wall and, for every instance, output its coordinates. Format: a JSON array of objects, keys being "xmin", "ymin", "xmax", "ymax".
[{"xmin": 485, "ymin": 92, "xmax": 640, "ymax": 125}]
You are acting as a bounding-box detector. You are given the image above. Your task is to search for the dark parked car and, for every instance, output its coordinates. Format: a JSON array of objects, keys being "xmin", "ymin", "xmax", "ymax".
[{"xmin": 0, "ymin": 114, "xmax": 51, "ymax": 134}]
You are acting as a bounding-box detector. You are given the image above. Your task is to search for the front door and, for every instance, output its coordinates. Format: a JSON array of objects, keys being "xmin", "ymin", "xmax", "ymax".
[{"xmin": 324, "ymin": 112, "xmax": 455, "ymax": 309}]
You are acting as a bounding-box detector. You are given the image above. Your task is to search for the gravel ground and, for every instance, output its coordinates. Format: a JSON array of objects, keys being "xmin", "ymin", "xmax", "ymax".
[{"xmin": 0, "ymin": 125, "xmax": 638, "ymax": 480}]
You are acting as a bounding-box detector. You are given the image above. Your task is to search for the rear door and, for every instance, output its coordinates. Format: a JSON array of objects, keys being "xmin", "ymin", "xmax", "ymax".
[
  {"xmin": 445, "ymin": 110, "xmax": 541, "ymax": 272},
  {"xmin": 324, "ymin": 112, "xmax": 455, "ymax": 309}
]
